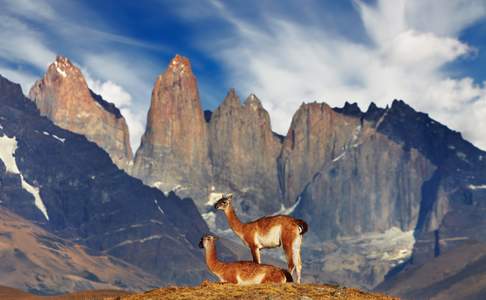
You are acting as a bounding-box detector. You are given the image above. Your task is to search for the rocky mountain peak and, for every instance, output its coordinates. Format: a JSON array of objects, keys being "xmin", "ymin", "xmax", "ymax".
[
  {"xmin": 287, "ymin": 102, "xmax": 333, "ymax": 131},
  {"xmin": 156, "ymin": 54, "xmax": 195, "ymax": 88},
  {"xmin": 243, "ymin": 93, "xmax": 263, "ymax": 111},
  {"xmin": 50, "ymin": 55, "xmax": 79, "ymax": 79},
  {"xmin": 220, "ymin": 88, "xmax": 241, "ymax": 108},
  {"xmin": 28, "ymin": 56, "xmax": 133, "ymax": 170},
  {"xmin": 333, "ymin": 101, "xmax": 362, "ymax": 117},
  {"xmin": 208, "ymin": 90, "xmax": 282, "ymax": 215},
  {"xmin": 152, "ymin": 54, "xmax": 198, "ymax": 101},
  {"xmin": 367, "ymin": 102, "xmax": 378, "ymax": 112},
  {"xmin": 131, "ymin": 55, "xmax": 209, "ymax": 200},
  {"xmin": 0, "ymin": 74, "xmax": 22, "ymax": 96},
  {"xmin": 0, "ymin": 75, "xmax": 37, "ymax": 114},
  {"xmin": 364, "ymin": 101, "xmax": 386, "ymax": 122},
  {"xmin": 37, "ymin": 55, "xmax": 88, "ymax": 90},
  {"xmin": 168, "ymin": 54, "xmax": 191, "ymax": 73}
]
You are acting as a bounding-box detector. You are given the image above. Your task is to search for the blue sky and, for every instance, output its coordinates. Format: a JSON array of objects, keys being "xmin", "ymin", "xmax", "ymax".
[{"xmin": 1, "ymin": 0, "xmax": 486, "ymax": 150}]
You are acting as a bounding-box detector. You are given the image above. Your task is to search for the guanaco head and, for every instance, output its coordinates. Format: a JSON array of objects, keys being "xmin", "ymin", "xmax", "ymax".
[
  {"xmin": 214, "ymin": 194, "xmax": 232, "ymax": 211},
  {"xmin": 199, "ymin": 233, "xmax": 219, "ymax": 249}
]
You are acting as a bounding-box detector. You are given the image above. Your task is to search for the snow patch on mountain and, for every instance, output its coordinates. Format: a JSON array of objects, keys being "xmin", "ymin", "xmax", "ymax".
[
  {"xmin": 206, "ymin": 188, "xmax": 225, "ymax": 206},
  {"xmin": 273, "ymin": 196, "xmax": 301, "ymax": 216},
  {"xmin": 54, "ymin": 60, "xmax": 67, "ymax": 78},
  {"xmin": 52, "ymin": 134, "xmax": 65, "ymax": 143},
  {"xmin": 468, "ymin": 184, "xmax": 486, "ymax": 190},
  {"xmin": 154, "ymin": 199, "xmax": 165, "ymax": 215},
  {"xmin": 107, "ymin": 235, "xmax": 164, "ymax": 251},
  {"xmin": 332, "ymin": 152, "xmax": 346, "ymax": 163},
  {"xmin": 201, "ymin": 211, "xmax": 216, "ymax": 228},
  {"xmin": 0, "ymin": 134, "xmax": 49, "ymax": 220},
  {"xmin": 42, "ymin": 131, "xmax": 66, "ymax": 143}
]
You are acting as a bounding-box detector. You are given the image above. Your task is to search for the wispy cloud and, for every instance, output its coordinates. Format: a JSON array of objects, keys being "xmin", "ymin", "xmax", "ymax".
[
  {"xmin": 2, "ymin": 0, "xmax": 486, "ymax": 151},
  {"xmin": 194, "ymin": 0, "xmax": 486, "ymax": 149},
  {"xmin": 83, "ymin": 68, "xmax": 147, "ymax": 150},
  {"xmin": 0, "ymin": 0, "xmax": 168, "ymax": 150}
]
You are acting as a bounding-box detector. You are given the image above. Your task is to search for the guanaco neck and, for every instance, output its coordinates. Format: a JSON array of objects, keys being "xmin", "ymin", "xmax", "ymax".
[
  {"xmin": 204, "ymin": 243, "xmax": 223, "ymax": 272},
  {"xmin": 224, "ymin": 205, "xmax": 245, "ymax": 236}
]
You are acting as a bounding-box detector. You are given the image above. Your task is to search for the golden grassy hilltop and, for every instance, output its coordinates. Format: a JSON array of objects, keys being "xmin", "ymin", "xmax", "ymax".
[
  {"xmin": 124, "ymin": 281, "xmax": 398, "ymax": 300},
  {"xmin": 1, "ymin": 282, "xmax": 398, "ymax": 300}
]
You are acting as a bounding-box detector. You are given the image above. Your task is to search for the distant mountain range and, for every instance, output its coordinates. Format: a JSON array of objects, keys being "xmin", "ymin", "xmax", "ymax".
[{"xmin": 0, "ymin": 54, "xmax": 485, "ymax": 299}]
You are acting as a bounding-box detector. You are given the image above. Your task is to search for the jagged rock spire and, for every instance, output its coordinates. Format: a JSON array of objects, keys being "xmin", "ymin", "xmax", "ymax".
[
  {"xmin": 28, "ymin": 55, "xmax": 133, "ymax": 170},
  {"xmin": 131, "ymin": 55, "xmax": 210, "ymax": 198}
]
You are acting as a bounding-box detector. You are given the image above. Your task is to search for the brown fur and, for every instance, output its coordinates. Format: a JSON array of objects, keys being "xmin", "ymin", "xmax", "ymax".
[
  {"xmin": 214, "ymin": 195, "xmax": 308, "ymax": 283},
  {"xmin": 199, "ymin": 234, "xmax": 292, "ymax": 284}
]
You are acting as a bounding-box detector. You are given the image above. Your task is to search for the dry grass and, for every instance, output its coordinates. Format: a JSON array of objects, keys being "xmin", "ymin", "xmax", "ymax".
[
  {"xmin": 123, "ymin": 281, "xmax": 398, "ymax": 300},
  {"xmin": 1, "ymin": 282, "xmax": 398, "ymax": 300}
]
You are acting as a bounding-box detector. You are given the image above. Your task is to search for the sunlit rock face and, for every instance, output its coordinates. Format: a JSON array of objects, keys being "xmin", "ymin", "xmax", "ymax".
[
  {"xmin": 28, "ymin": 56, "xmax": 133, "ymax": 170},
  {"xmin": 374, "ymin": 100, "xmax": 486, "ymax": 267},
  {"xmin": 278, "ymin": 102, "xmax": 361, "ymax": 208},
  {"xmin": 131, "ymin": 55, "xmax": 210, "ymax": 201},
  {"xmin": 208, "ymin": 89, "xmax": 283, "ymax": 215},
  {"xmin": 278, "ymin": 102, "xmax": 434, "ymax": 241}
]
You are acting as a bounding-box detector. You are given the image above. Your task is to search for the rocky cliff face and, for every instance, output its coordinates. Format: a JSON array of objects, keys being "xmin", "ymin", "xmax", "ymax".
[
  {"xmin": 278, "ymin": 102, "xmax": 361, "ymax": 208},
  {"xmin": 208, "ymin": 90, "xmax": 282, "ymax": 215},
  {"xmin": 131, "ymin": 55, "xmax": 210, "ymax": 201},
  {"xmin": 28, "ymin": 56, "xmax": 132, "ymax": 170},
  {"xmin": 270, "ymin": 102, "xmax": 435, "ymax": 288},
  {"xmin": 375, "ymin": 100, "xmax": 486, "ymax": 294},
  {"xmin": 282, "ymin": 102, "xmax": 436, "ymax": 240}
]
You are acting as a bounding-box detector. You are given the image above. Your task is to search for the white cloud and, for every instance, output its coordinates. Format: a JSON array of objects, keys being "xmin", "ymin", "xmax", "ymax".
[
  {"xmin": 3, "ymin": 0, "xmax": 57, "ymax": 21},
  {"xmin": 204, "ymin": 0, "xmax": 486, "ymax": 149},
  {"xmin": 0, "ymin": 16, "xmax": 55, "ymax": 70},
  {"xmin": 80, "ymin": 53, "xmax": 159, "ymax": 150},
  {"xmin": 120, "ymin": 108, "xmax": 145, "ymax": 151},
  {"xmin": 0, "ymin": 0, "xmax": 162, "ymax": 151},
  {"xmin": 83, "ymin": 69, "xmax": 146, "ymax": 150},
  {"xmin": 84, "ymin": 70, "xmax": 133, "ymax": 108},
  {"xmin": 81, "ymin": 53, "xmax": 153, "ymax": 106}
]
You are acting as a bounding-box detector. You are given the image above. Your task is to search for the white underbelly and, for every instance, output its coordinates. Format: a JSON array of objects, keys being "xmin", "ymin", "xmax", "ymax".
[
  {"xmin": 255, "ymin": 225, "xmax": 282, "ymax": 248},
  {"xmin": 237, "ymin": 273, "xmax": 265, "ymax": 285}
]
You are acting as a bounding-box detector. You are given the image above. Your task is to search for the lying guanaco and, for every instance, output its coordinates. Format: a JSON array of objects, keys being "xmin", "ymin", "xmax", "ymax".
[
  {"xmin": 199, "ymin": 234, "xmax": 293, "ymax": 284},
  {"xmin": 214, "ymin": 195, "xmax": 308, "ymax": 283}
]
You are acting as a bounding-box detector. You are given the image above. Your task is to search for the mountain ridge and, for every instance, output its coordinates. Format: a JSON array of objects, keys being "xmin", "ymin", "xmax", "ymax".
[{"xmin": 8, "ymin": 53, "xmax": 486, "ymax": 292}]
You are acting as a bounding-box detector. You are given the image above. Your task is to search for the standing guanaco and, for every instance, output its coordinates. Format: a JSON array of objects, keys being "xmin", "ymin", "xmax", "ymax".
[
  {"xmin": 214, "ymin": 195, "xmax": 308, "ymax": 283},
  {"xmin": 199, "ymin": 234, "xmax": 293, "ymax": 284}
]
